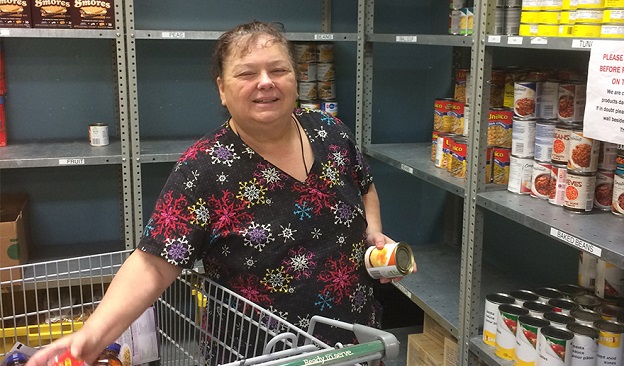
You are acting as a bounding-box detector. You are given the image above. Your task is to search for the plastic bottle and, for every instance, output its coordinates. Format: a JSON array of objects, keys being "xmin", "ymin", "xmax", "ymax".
[
  {"xmin": 94, "ymin": 343, "xmax": 122, "ymax": 366},
  {"xmin": 5, "ymin": 352, "xmax": 28, "ymax": 366}
]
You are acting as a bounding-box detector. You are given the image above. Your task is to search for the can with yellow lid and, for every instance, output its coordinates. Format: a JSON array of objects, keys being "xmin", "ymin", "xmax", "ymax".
[
  {"xmin": 601, "ymin": 23, "xmax": 624, "ymax": 37},
  {"xmin": 364, "ymin": 242, "xmax": 415, "ymax": 279},
  {"xmin": 573, "ymin": 22, "xmax": 603, "ymax": 37},
  {"xmin": 603, "ymin": 8, "xmax": 624, "ymax": 22}
]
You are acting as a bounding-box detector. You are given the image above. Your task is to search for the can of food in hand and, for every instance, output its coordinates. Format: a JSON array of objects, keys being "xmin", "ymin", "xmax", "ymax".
[
  {"xmin": 511, "ymin": 289, "xmax": 540, "ymax": 305},
  {"xmin": 548, "ymin": 297, "xmax": 579, "ymax": 314},
  {"xmin": 496, "ymin": 304, "xmax": 530, "ymax": 359},
  {"xmin": 594, "ymin": 320, "xmax": 624, "ymax": 366},
  {"xmin": 514, "ymin": 81, "xmax": 538, "ymax": 119},
  {"xmin": 516, "ymin": 315, "xmax": 550, "ymax": 365},
  {"xmin": 612, "ymin": 168, "xmax": 624, "ymax": 216},
  {"xmin": 531, "ymin": 160, "xmax": 553, "ymax": 199},
  {"xmin": 493, "ymin": 147, "xmax": 512, "ymax": 185},
  {"xmin": 549, "ymin": 163, "xmax": 568, "ymax": 206},
  {"xmin": 535, "ymin": 120, "xmax": 557, "ymax": 163},
  {"xmin": 484, "ymin": 293, "xmax": 517, "ymax": 346},
  {"xmin": 594, "ymin": 170, "xmax": 615, "ymax": 211},
  {"xmin": 579, "ymin": 252, "xmax": 599, "ymax": 291},
  {"xmin": 434, "ymin": 98, "xmax": 455, "ymax": 133},
  {"xmin": 524, "ymin": 301, "xmax": 556, "ymax": 317},
  {"xmin": 512, "ymin": 118, "xmax": 536, "ymax": 158},
  {"xmin": 364, "ymin": 242, "xmax": 415, "ymax": 279},
  {"xmin": 508, "ymin": 155, "xmax": 534, "ymax": 194},
  {"xmin": 596, "ymin": 258, "xmax": 624, "ymax": 300},
  {"xmin": 567, "ymin": 323, "xmax": 599, "ymax": 366},
  {"xmin": 552, "ymin": 122, "xmax": 578, "ymax": 165},
  {"xmin": 89, "ymin": 123, "xmax": 109, "ymax": 147},
  {"xmin": 536, "ymin": 325, "xmax": 574, "ymax": 365},
  {"xmin": 488, "ymin": 108, "xmax": 514, "ymax": 147},
  {"xmin": 568, "ymin": 128, "xmax": 600, "ymax": 173},
  {"xmin": 564, "ymin": 171, "xmax": 596, "ymax": 213},
  {"xmin": 558, "ymin": 83, "xmax": 587, "ymax": 122}
]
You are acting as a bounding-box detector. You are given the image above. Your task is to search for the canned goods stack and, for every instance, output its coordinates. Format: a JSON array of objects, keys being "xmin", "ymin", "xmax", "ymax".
[
  {"xmin": 483, "ymin": 282, "xmax": 624, "ymax": 365},
  {"xmin": 294, "ymin": 42, "xmax": 338, "ymax": 117},
  {"xmin": 449, "ymin": 0, "xmax": 475, "ymax": 36},
  {"xmin": 516, "ymin": 0, "xmax": 624, "ymax": 38}
]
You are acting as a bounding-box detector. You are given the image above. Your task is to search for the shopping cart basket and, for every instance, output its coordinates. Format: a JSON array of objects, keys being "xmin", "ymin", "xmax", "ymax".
[{"xmin": 157, "ymin": 269, "xmax": 399, "ymax": 366}]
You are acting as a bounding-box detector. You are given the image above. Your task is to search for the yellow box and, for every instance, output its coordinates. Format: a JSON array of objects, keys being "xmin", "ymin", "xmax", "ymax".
[{"xmin": 0, "ymin": 321, "xmax": 83, "ymax": 354}]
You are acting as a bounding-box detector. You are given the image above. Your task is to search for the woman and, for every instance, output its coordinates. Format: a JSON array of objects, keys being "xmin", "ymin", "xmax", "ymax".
[{"xmin": 26, "ymin": 21, "xmax": 406, "ymax": 366}]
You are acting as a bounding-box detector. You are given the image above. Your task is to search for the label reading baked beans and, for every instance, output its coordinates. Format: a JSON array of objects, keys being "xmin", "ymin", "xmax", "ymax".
[
  {"xmin": 594, "ymin": 170, "xmax": 614, "ymax": 211},
  {"xmin": 567, "ymin": 131, "xmax": 600, "ymax": 173},
  {"xmin": 514, "ymin": 81, "xmax": 538, "ymax": 118},
  {"xmin": 612, "ymin": 171, "xmax": 624, "ymax": 216},
  {"xmin": 531, "ymin": 160, "xmax": 553, "ymax": 199},
  {"xmin": 488, "ymin": 108, "xmax": 514, "ymax": 147},
  {"xmin": 564, "ymin": 172, "xmax": 596, "ymax": 213},
  {"xmin": 551, "ymin": 123, "xmax": 575, "ymax": 165},
  {"xmin": 557, "ymin": 83, "xmax": 586, "ymax": 122}
]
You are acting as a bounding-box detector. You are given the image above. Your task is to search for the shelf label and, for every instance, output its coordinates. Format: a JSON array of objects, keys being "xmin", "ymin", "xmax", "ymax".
[
  {"xmin": 507, "ymin": 36, "xmax": 523, "ymax": 45},
  {"xmin": 549, "ymin": 228, "xmax": 602, "ymax": 256},
  {"xmin": 59, "ymin": 158, "xmax": 85, "ymax": 165},
  {"xmin": 314, "ymin": 33, "xmax": 334, "ymax": 40},
  {"xmin": 400, "ymin": 163, "xmax": 414, "ymax": 174},
  {"xmin": 488, "ymin": 35, "xmax": 502, "ymax": 44},
  {"xmin": 396, "ymin": 35, "xmax": 418, "ymax": 43},
  {"xmin": 161, "ymin": 31, "xmax": 186, "ymax": 39},
  {"xmin": 393, "ymin": 281, "xmax": 412, "ymax": 299},
  {"xmin": 530, "ymin": 37, "xmax": 548, "ymax": 45},
  {"xmin": 0, "ymin": 29, "xmax": 9, "ymax": 36},
  {"xmin": 572, "ymin": 39, "xmax": 594, "ymax": 49}
]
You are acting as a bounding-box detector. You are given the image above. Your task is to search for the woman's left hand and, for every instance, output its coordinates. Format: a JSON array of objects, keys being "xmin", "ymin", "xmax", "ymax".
[{"xmin": 366, "ymin": 231, "xmax": 417, "ymax": 284}]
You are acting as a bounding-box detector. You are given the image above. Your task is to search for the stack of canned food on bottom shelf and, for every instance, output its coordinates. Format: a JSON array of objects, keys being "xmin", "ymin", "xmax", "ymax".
[
  {"xmin": 449, "ymin": 0, "xmax": 475, "ymax": 36},
  {"xmin": 495, "ymin": 0, "xmax": 624, "ymax": 37},
  {"xmin": 293, "ymin": 42, "xmax": 338, "ymax": 117},
  {"xmin": 483, "ymin": 256, "xmax": 624, "ymax": 366}
]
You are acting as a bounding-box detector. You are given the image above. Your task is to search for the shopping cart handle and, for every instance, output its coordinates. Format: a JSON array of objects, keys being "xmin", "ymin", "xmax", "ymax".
[{"xmin": 308, "ymin": 316, "xmax": 400, "ymax": 360}]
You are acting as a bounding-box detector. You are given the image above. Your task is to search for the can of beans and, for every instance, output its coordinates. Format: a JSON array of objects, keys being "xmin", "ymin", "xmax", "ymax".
[
  {"xmin": 516, "ymin": 315, "xmax": 550, "ymax": 364},
  {"xmin": 316, "ymin": 43, "xmax": 334, "ymax": 63},
  {"xmin": 300, "ymin": 100, "xmax": 321, "ymax": 110},
  {"xmin": 531, "ymin": 160, "xmax": 553, "ymax": 199},
  {"xmin": 89, "ymin": 123, "xmax": 109, "ymax": 147},
  {"xmin": 320, "ymin": 100, "xmax": 338, "ymax": 117},
  {"xmin": 558, "ymin": 83, "xmax": 586, "ymax": 122},
  {"xmin": 568, "ymin": 128, "xmax": 600, "ymax": 173},
  {"xmin": 557, "ymin": 283, "xmax": 588, "ymax": 299},
  {"xmin": 579, "ymin": 252, "xmax": 599, "ymax": 291},
  {"xmin": 572, "ymin": 308, "xmax": 604, "ymax": 326},
  {"xmin": 549, "ymin": 297, "xmax": 579, "ymax": 314},
  {"xmin": 364, "ymin": 242, "xmax": 415, "ymax": 279},
  {"xmin": 536, "ymin": 326, "xmax": 574, "ymax": 365},
  {"xmin": 574, "ymin": 294, "xmax": 603, "ymax": 311},
  {"xmin": 316, "ymin": 62, "xmax": 335, "ymax": 81},
  {"xmin": 594, "ymin": 170, "xmax": 615, "ymax": 211},
  {"xmin": 612, "ymin": 168, "xmax": 624, "ymax": 216},
  {"xmin": 537, "ymin": 80, "xmax": 560, "ymax": 119},
  {"xmin": 493, "ymin": 147, "xmax": 512, "ymax": 185},
  {"xmin": 508, "ymin": 155, "xmax": 534, "ymax": 194},
  {"xmin": 525, "ymin": 301, "xmax": 556, "ymax": 317},
  {"xmin": 496, "ymin": 304, "xmax": 530, "ymax": 359},
  {"xmin": 549, "ymin": 163, "xmax": 568, "ymax": 206},
  {"xmin": 512, "ymin": 118, "xmax": 536, "ymax": 157},
  {"xmin": 484, "ymin": 293, "xmax": 517, "ymax": 346},
  {"xmin": 298, "ymin": 81, "xmax": 318, "ymax": 101},
  {"xmin": 488, "ymin": 108, "xmax": 514, "ymax": 147},
  {"xmin": 536, "ymin": 287, "xmax": 565, "ymax": 303},
  {"xmin": 594, "ymin": 320, "xmax": 624, "ymax": 366},
  {"xmin": 535, "ymin": 120, "xmax": 556, "ymax": 162},
  {"xmin": 552, "ymin": 122, "xmax": 578, "ymax": 165},
  {"xmin": 617, "ymin": 147, "xmax": 624, "ymax": 170},
  {"xmin": 298, "ymin": 62, "xmax": 317, "ymax": 82},
  {"xmin": 564, "ymin": 171, "xmax": 596, "ymax": 213},
  {"xmin": 567, "ymin": 323, "xmax": 599, "ymax": 366},
  {"xmin": 511, "ymin": 289, "xmax": 540, "ymax": 305},
  {"xmin": 317, "ymin": 80, "xmax": 336, "ymax": 100},
  {"xmin": 434, "ymin": 98, "xmax": 455, "ymax": 133},
  {"xmin": 514, "ymin": 81, "xmax": 538, "ymax": 119},
  {"xmin": 596, "ymin": 258, "xmax": 624, "ymax": 300},
  {"xmin": 599, "ymin": 142, "xmax": 618, "ymax": 171},
  {"xmin": 544, "ymin": 311, "xmax": 577, "ymax": 330}
]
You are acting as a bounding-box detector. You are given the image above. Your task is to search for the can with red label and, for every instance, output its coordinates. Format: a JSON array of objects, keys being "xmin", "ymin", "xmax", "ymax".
[
  {"xmin": 564, "ymin": 171, "xmax": 596, "ymax": 213},
  {"xmin": 496, "ymin": 304, "xmax": 529, "ymax": 359},
  {"xmin": 488, "ymin": 108, "xmax": 514, "ymax": 147},
  {"xmin": 493, "ymin": 147, "xmax": 512, "ymax": 185},
  {"xmin": 515, "ymin": 315, "xmax": 550, "ymax": 365},
  {"xmin": 455, "ymin": 68, "xmax": 469, "ymax": 103},
  {"xmin": 514, "ymin": 81, "xmax": 538, "ymax": 119},
  {"xmin": 551, "ymin": 122, "xmax": 580, "ymax": 165},
  {"xmin": 612, "ymin": 168, "xmax": 624, "ymax": 216},
  {"xmin": 558, "ymin": 83, "xmax": 586, "ymax": 122},
  {"xmin": 549, "ymin": 163, "xmax": 568, "ymax": 206},
  {"xmin": 508, "ymin": 155, "xmax": 533, "ymax": 194},
  {"xmin": 536, "ymin": 326, "xmax": 574, "ymax": 366},
  {"xmin": 364, "ymin": 242, "xmax": 415, "ymax": 279},
  {"xmin": 450, "ymin": 137, "xmax": 468, "ymax": 178},
  {"xmin": 484, "ymin": 293, "xmax": 517, "ymax": 346},
  {"xmin": 434, "ymin": 98, "xmax": 455, "ymax": 133},
  {"xmin": 594, "ymin": 170, "xmax": 615, "ymax": 211},
  {"xmin": 531, "ymin": 160, "xmax": 553, "ymax": 199},
  {"xmin": 450, "ymin": 100, "xmax": 466, "ymax": 135},
  {"xmin": 568, "ymin": 128, "xmax": 600, "ymax": 173}
]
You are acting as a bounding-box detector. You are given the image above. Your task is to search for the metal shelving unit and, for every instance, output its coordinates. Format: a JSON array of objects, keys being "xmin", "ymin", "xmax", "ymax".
[
  {"xmin": 0, "ymin": 141, "xmax": 123, "ymax": 169},
  {"xmin": 484, "ymin": 34, "xmax": 597, "ymax": 51},
  {"xmin": 0, "ymin": 28, "xmax": 117, "ymax": 39}
]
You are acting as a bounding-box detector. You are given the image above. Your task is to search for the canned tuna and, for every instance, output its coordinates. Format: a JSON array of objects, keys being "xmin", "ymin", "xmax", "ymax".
[{"xmin": 484, "ymin": 293, "xmax": 517, "ymax": 346}]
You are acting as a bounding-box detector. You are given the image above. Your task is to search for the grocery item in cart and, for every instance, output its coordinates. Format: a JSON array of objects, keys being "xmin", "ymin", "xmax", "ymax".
[
  {"xmin": 48, "ymin": 349, "xmax": 84, "ymax": 366},
  {"xmin": 4, "ymin": 352, "xmax": 27, "ymax": 366},
  {"xmin": 94, "ymin": 343, "xmax": 121, "ymax": 366}
]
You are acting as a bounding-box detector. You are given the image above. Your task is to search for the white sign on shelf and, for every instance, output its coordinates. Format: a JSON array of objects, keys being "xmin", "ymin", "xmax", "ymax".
[
  {"xmin": 0, "ymin": 29, "xmax": 9, "ymax": 36},
  {"xmin": 400, "ymin": 163, "xmax": 414, "ymax": 174},
  {"xmin": 572, "ymin": 39, "xmax": 594, "ymax": 49},
  {"xmin": 487, "ymin": 35, "xmax": 502, "ymax": 44},
  {"xmin": 507, "ymin": 36, "xmax": 523, "ymax": 45},
  {"xmin": 314, "ymin": 33, "xmax": 334, "ymax": 40},
  {"xmin": 396, "ymin": 35, "xmax": 418, "ymax": 43},
  {"xmin": 584, "ymin": 40, "xmax": 624, "ymax": 144},
  {"xmin": 530, "ymin": 37, "xmax": 548, "ymax": 45},
  {"xmin": 59, "ymin": 158, "xmax": 85, "ymax": 165},
  {"xmin": 161, "ymin": 31, "xmax": 186, "ymax": 39},
  {"xmin": 549, "ymin": 228, "xmax": 602, "ymax": 256}
]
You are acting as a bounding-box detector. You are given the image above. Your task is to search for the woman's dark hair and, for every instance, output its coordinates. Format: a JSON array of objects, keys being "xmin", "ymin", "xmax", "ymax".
[{"xmin": 212, "ymin": 21, "xmax": 297, "ymax": 83}]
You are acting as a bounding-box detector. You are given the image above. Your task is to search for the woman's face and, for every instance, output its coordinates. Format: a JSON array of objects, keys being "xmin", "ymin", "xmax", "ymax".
[{"xmin": 217, "ymin": 35, "xmax": 297, "ymax": 127}]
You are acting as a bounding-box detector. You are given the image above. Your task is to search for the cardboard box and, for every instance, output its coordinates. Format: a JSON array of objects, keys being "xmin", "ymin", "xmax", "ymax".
[
  {"xmin": 444, "ymin": 336, "xmax": 459, "ymax": 366},
  {"xmin": 70, "ymin": 0, "xmax": 114, "ymax": 29},
  {"xmin": 31, "ymin": 0, "xmax": 72, "ymax": 28},
  {"xmin": 424, "ymin": 313, "xmax": 455, "ymax": 347},
  {"xmin": 407, "ymin": 333, "xmax": 445, "ymax": 366},
  {"xmin": 0, "ymin": 194, "xmax": 29, "ymax": 282},
  {"xmin": 0, "ymin": 0, "xmax": 32, "ymax": 28}
]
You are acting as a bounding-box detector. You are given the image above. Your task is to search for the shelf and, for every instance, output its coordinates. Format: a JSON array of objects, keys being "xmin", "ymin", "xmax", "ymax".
[
  {"xmin": 139, "ymin": 139, "xmax": 196, "ymax": 163},
  {"xmin": 484, "ymin": 35, "xmax": 596, "ymax": 51},
  {"xmin": 0, "ymin": 28, "xmax": 117, "ymax": 39},
  {"xmin": 477, "ymin": 191, "xmax": 624, "ymax": 267},
  {"xmin": 469, "ymin": 337, "xmax": 513, "ymax": 366},
  {"xmin": 134, "ymin": 30, "xmax": 358, "ymax": 42},
  {"xmin": 0, "ymin": 141, "xmax": 123, "ymax": 169},
  {"xmin": 367, "ymin": 33, "xmax": 472, "ymax": 47}
]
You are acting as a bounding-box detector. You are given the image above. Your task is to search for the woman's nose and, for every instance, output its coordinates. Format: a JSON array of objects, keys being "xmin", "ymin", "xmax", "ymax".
[{"xmin": 257, "ymin": 71, "xmax": 274, "ymax": 89}]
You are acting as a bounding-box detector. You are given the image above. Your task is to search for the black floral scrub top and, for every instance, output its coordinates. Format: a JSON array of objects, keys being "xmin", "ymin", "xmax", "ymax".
[{"xmin": 138, "ymin": 108, "xmax": 382, "ymax": 345}]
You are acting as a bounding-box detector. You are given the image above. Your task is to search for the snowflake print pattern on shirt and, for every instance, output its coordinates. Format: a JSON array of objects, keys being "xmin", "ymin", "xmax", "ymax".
[{"xmin": 138, "ymin": 109, "xmax": 380, "ymax": 345}]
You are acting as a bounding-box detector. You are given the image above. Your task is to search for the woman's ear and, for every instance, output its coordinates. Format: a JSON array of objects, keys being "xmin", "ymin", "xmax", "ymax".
[{"xmin": 217, "ymin": 77, "xmax": 226, "ymax": 107}]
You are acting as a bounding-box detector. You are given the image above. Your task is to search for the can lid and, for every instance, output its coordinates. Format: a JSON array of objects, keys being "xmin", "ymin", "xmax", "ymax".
[
  {"xmin": 594, "ymin": 319, "xmax": 624, "ymax": 333},
  {"xmin": 556, "ymin": 283, "xmax": 587, "ymax": 298},
  {"xmin": 394, "ymin": 243, "xmax": 415, "ymax": 275},
  {"xmin": 574, "ymin": 293, "xmax": 602, "ymax": 307},
  {"xmin": 567, "ymin": 322, "xmax": 599, "ymax": 338},
  {"xmin": 509, "ymin": 289, "xmax": 539, "ymax": 302},
  {"xmin": 524, "ymin": 300, "xmax": 555, "ymax": 313},
  {"xmin": 543, "ymin": 311, "xmax": 576, "ymax": 325},
  {"xmin": 541, "ymin": 325, "xmax": 575, "ymax": 340},
  {"xmin": 518, "ymin": 314, "xmax": 550, "ymax": 328},
  {"xmin": 548, "ymin": 297, "xmax": 578, "ymax": 311},
  {"xmin": 485, "ymin": 292, "xmax": 516, "ymax": 305},
  {"xmin": 570, "ymin": 308, "xmax": 602, "ymax": 322},
  {"xmin": 534, "ymin": 287, "xmax": 564, "ymax": 300},
  {"xmin": 499, "ymin": 303, "xmax": 530, "ymax": 316}
]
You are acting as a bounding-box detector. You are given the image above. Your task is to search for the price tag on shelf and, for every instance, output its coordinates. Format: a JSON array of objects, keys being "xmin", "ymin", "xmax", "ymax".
[
  {"xmin": 59, "ymin": 158, "xmax": 85, "ymax": 165},
  {"xmin": 487, "ymin": 35, "xmax": 501, "ymax": 44},
  {"xmin": 572, "ymin": 39, "xmax": 594, "ymax": 49},
  {"xmin": 393, "ymin": 281, "xmax": 412, "ymax": 299},
  {"xmin": 161, "ymin": 31, "xmax": 186, "ymax": 39},
  {"xmin": 549, "ymin": 228, "xmax": 602, "ymax": 256},
  {"xmin": 396, "ymin": 35, "xmax": 418, "ymax": 43},
  {"xmin": 507, "ymin": 36, "xmax": 523, "ymax": 45},
  {"xmin": 530, "ymin": 37, "xmax": 548, "ymax": 45},
  {"xmin": 0, "ymin": 29, "xmax": 9, "ymax": 36},
  {"xmin": 400, "ymin": 163, "xmax": 414, "ymax": 174},
  {"xmin": 314, "ymin": 33, "xmax": 334, "ymax": 40}
]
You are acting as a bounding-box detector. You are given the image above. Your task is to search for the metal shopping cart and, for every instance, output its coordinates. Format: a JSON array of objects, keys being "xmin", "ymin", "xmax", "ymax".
[{"xmin": 0, "ymin": 250, "xmax": 400, "ymax": 365}]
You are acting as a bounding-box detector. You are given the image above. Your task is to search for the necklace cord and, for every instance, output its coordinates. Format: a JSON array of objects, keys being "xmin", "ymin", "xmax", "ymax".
[{"xmin": 292, "ymin": 116, "xmax": 309, "ymax": 176}]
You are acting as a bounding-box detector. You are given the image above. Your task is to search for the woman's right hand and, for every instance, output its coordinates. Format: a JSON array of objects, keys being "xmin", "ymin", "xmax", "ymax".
[{"xmin": 25, "ymin": 329, "xmax": 103, "ymax": 366}]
